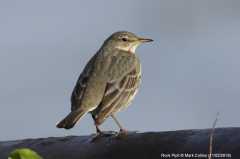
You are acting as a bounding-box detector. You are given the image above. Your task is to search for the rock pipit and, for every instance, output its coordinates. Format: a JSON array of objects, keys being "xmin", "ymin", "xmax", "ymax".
[{"xmin": 57, "ymin": 31, "xmax": 153, "ymax": 137}]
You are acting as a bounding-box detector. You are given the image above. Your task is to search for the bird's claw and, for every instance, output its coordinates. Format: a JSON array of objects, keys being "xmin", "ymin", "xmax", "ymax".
[
  {"xmin": 115, "ymin": 130, "xmax": 139, "ymax": 137},
  {"xmin": 92, "ymin": 131, "xmax": 115, "ymax": 138}
]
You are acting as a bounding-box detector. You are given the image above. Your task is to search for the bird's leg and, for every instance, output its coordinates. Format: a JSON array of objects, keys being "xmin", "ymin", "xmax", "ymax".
[
  {"xmin": 92, "ymin": 115, "xmax": 101, "ymax": 132},
  {"xmin": 111, "ymin": 115, "xmax": 139, "ymax": 137},
  {"xmin": 91, "ymin": 115, "xmax": 115, "ymax": 138},
  {"xmin": 92, "ymin": 115, "xmax": 101, "ymax": 137}
]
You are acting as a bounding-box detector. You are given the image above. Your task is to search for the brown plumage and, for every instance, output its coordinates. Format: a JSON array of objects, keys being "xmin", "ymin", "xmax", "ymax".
[{"xmin": 56, "ymin": 31, "xmax": 153, "ymax": 136}]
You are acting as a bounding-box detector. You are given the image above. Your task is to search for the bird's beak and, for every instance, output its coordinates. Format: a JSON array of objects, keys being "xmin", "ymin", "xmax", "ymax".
[{"xmin": 133, "ymin": 38, "xmax": 153, "ymax": 44}]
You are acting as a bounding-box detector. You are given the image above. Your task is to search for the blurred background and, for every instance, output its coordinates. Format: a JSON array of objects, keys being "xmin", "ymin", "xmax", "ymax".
[{"xmin": 1, "ymin": 1, "xmax": 240, "ymax": 141}]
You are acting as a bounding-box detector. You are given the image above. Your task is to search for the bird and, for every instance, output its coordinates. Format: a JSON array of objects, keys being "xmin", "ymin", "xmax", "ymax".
[{"xmin": 56, "ymin": 31, "xmax": 153, "ymax": 137}]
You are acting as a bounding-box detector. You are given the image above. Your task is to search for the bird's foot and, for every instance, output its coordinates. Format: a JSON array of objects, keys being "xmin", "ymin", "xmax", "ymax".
[
  {"xmin": 115, "ymin": 129, "xmax": 139, "ymax": 137},
  {"xmin": 92, "ymin": 131, "xmax": 115, "ymax": 138}
]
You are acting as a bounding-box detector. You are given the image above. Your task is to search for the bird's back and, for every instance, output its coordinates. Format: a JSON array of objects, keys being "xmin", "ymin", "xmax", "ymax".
[{"xmin": 71, "ymin": 46, "xmax": 141, "ymax": 113}]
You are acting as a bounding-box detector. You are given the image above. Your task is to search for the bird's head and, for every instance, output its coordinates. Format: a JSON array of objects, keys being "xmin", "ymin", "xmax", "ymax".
[{"xmin": 104, "ymin": 31, "xmax": 153, "ymax": 53}]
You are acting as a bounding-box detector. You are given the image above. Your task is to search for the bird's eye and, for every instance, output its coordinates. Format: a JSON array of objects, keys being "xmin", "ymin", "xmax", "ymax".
[{"xmin": 122, "ymin": 38, "xmax": 128, "ymax": 42}]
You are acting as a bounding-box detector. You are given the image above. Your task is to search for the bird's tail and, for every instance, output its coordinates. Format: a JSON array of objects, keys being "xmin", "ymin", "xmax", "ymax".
[{"xmin": 56, "ymin": 110, "xmax": 87, "ymax": 129}]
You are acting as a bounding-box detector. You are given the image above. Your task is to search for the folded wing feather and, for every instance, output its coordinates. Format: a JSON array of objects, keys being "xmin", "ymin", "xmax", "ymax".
[{"xmin": 95, "ymin": 67, "xmax": 141, "ymax": 126}]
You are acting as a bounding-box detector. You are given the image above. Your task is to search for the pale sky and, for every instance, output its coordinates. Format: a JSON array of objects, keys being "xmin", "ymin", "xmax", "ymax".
[{"xmin": 1, "ymin": 1, "xmax": 240, "ymax": 141}]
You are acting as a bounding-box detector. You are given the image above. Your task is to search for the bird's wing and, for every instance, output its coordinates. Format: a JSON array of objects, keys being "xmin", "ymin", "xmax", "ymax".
[
  {"xmin": 70, "ymin": 57, "xmax": 93, "ymax": 111},
  {"xmin": 95, "ymin": 64, "xmax": 141, "ymax": 126}
]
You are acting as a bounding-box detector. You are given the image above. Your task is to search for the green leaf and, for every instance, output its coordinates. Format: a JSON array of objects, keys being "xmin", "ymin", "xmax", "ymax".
[{"xmin": 8, "ymin": 148, "xmax": 42, "ymax": 159}]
